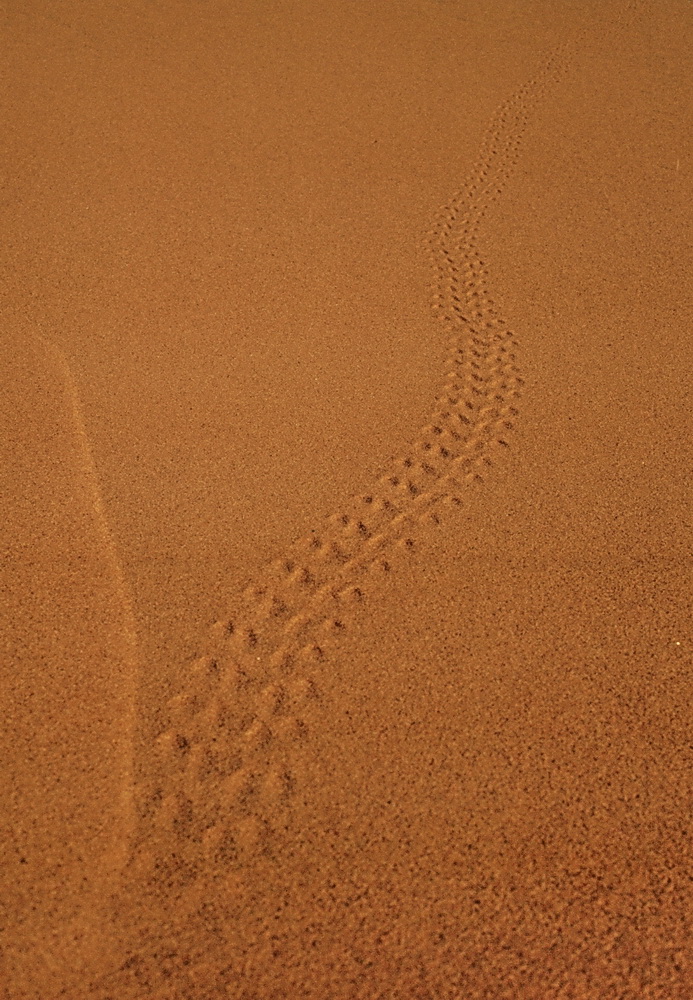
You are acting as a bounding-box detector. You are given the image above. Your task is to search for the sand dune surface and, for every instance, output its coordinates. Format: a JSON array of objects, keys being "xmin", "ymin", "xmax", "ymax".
[{"xmin": 1, "ymin": 0, "xmax": 691, "ymax": 997}]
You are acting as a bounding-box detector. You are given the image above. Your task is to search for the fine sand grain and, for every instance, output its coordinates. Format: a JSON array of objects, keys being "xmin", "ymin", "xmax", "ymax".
[{"xmin": 1, "ymin": 0, "xmax": 691, "ymax": 997}]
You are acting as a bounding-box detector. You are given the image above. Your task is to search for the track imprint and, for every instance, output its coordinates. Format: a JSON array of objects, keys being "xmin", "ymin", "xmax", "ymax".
[{"xmin": 127, "ymin": 41, "xmax": 574, "ymax": 912}]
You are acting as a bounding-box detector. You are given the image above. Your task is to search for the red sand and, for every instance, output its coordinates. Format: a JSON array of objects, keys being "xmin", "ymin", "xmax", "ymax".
[{"xmin": 2, "ymin": 1, "xmax": 691, "ymax": 997}]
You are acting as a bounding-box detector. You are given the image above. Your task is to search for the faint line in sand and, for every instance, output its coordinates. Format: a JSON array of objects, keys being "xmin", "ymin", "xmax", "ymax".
[{"xmin": 31, "ymin": 331, "xmax": 138, "ymax": 855}]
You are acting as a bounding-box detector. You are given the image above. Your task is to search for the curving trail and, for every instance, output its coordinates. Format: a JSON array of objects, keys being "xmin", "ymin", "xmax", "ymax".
[{"xmin": 104, "ymin": 39, "xmax": 577, "ymax": 979}]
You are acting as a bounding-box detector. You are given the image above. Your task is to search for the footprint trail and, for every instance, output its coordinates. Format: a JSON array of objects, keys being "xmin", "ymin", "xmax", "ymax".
[{"xmin": 116, "ymin": 40, "xmax": 576, "ymax": 973}]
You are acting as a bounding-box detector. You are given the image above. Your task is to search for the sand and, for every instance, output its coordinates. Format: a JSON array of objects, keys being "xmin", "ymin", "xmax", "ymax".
[{"xmin": 1, "ymin": 0, "xmax": 691, "ymax": 996}]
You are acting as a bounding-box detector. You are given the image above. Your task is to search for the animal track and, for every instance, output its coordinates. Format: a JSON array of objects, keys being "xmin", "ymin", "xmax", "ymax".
[{"xmin": 128, "ymin": 42, "xmax": 574, "ymax": 907}]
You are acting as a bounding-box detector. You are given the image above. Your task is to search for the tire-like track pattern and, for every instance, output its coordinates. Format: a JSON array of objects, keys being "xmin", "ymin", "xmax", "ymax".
[{"xmin": 93, "ymin": 40, "xmax": 573, "ymax": 998}]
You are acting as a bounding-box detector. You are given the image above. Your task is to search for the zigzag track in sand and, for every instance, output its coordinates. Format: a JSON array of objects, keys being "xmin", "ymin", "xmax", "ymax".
[{"xmin": 125, "ymin": 39, "xmax": 574, "ymax": 916}]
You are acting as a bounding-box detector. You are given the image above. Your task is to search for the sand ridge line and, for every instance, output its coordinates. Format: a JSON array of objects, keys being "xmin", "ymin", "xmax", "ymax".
[
  {"xmin": 122, "ymin": 40, "xmax": 579, "ymax": 911},
  {"xmin": 30, "ymin": 331, "xmax": 139, "ymax": 854}
]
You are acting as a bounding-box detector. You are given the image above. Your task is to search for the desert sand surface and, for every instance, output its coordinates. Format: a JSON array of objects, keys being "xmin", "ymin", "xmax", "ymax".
[{"xmin": 1, "ymin": 0, "xmax": 691, "ymax": 996}]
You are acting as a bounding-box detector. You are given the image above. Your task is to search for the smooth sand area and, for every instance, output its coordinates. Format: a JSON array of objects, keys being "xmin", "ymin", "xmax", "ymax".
[{"xmin": 2, "ymin": 0, "xmax": 691, "ymax": 997}]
